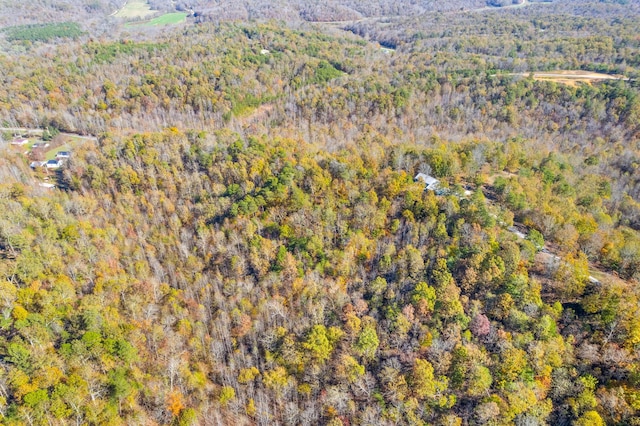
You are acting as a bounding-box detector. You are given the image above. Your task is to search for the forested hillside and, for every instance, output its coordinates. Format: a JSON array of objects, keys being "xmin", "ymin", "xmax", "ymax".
[
  {"xmin": 1, "ymin": 0, "xmax": 640, "ymax": 425},
  {"xmin": 186, "ymin": 0, "xmax": 488, "ymax": 23},
  {"xmin": 0, "ymin": 0, "xmax": 117, "ymax": 28},
  {"xmin": 0, "ymin": 0, "xmax": 494, "ymax": 28}
]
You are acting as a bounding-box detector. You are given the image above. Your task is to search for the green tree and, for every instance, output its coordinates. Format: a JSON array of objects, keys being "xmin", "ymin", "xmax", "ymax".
[
  {"xmin": 303, "ymin": 325, "xmax": 334, "ymax": 363},
  {"xmin": 527, "ymin": 229, "xmax": 545, "ymax": 251},
  {"xmin": 355, "ymin": 320, "xmax": 379, "ymax": 360}
]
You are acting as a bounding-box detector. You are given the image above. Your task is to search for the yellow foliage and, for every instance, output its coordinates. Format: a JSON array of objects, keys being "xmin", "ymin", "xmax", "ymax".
[
  {"xmin": 325, "ymin": 405, "xmax": 338, "ymax": 417},
  {"xmin": 574, "ymin": 410, "xmax": 604, "ymax": 426},
  {"xmin": 238, "ymin": 366, "xmax": 260, "ymax": 384},
  {"xmin": 263, "ymin": 366, "xmax": 288, "ymax": 390},
  {"xmin": 40, "ymin": 366, "xmax": 64, "ymax": 388},
  {"xmin": 625, "ymin": 387, "xmax": 640, "ymax": 410},
  {"xmin": 625, "ymin": 316, "xmax": 640, "ymax": 348},
  {"xmin": 186, "ymin": 370, "xmax": 207, "ymax": 390},
  {"xmin": 498, "ymin": 347, "xmax": 527, "ymax": 385},
  {"xmin": 504, "ymin": 383, "xmax": 537, "ymax": 420},
  {"xmin": 11, "ymin": 305, "xmax": 28, "ymax": 321},
  {"xmin": 298, "ymin": 383, "xmax": 312, "ymax": 395},
  {"xmin": 438, "ymin": 414, "xmax": 462, "ymax": 426},
  {"xmin": 246, "ymin": 398, "xmax": 256, "ymax": 417},
  {"xmin": 337, "ymin": 354, "xmax": 365, "ymax": 383},
  {"xmin": 218, "ymin": 386, "xmax": 235, "ymax": 406},
  {"xmin": 420, "ymin": 331, "xmax": 433, "ymax": 348},
  {"xmin": 167, "ymin": 391, "xmax": 184, "ymax": 417},
  {"xmin": 344, "ymin": 312, "xmax": 362, "ymax": 335}
]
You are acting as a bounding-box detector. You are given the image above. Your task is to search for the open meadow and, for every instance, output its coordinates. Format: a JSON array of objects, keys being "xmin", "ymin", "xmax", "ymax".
[
  {"xmin": 127, "ymin": 12, "xmax": 188, "ymax": 26},
  {"xmin": 114, "ymin": 0, "xmax": 156, "ymax": 19}
]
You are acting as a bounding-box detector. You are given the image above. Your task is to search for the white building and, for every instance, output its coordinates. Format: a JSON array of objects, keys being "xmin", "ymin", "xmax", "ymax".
[
  {"xmin": 46, "ymin": 160, "xmax": 61, "ymax": 169},
  {"xmin": 414, "ymin": 173, "xmax": 440, "ymax": 191}
]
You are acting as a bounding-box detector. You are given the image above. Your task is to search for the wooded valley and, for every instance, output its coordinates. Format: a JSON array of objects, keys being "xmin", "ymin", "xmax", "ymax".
[{"xmin": 1, "ymin": 0, "xmax": 640, "ymax": 425}]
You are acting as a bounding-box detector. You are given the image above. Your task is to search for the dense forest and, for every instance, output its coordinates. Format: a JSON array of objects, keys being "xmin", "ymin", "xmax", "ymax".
[
  {"xmin": 0, "ymin": 0, "xmax": 511, "ymax": 27},
  {"xmin": 1, "ymin": 0, "xmax": 640, "ymax": 425}
]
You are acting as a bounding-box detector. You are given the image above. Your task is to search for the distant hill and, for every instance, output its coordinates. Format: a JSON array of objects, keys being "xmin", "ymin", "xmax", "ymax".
[
  {"xmin": 187, "ymin": 0, "xmax": 489, "ymax": 22},
  {"xmin": 0, "ymin": 0, "xmax": 119, "ymax": 28},
  {"xmin": 0, "ymin": 0, "xmax": 491, "ymax": 29}
]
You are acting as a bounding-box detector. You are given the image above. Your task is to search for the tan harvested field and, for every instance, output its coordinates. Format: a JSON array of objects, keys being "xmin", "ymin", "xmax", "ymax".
[
  {"xmin": 519, "ymin": 70, "xmax": 628, "ymax": 87},
  {"xmin": 114, "ymin": 0, "xmax": 156, "ymax": 18}
]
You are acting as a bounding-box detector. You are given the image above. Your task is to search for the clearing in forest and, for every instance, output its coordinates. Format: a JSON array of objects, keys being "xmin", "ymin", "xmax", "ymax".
[
  {"xmin": 44, "ymin": 135, "xmax": 88, "ymax": 161},
  {"xmin": 127, "ymin": 12, "xmax": 188, "ymax": 26},
  {"xmin": 114, "ymin": 0, "xmax": 156, "ymax": 19},
  {"xmin": 517, "ymin": 70, "xmax": 628, "ymax": 87}
]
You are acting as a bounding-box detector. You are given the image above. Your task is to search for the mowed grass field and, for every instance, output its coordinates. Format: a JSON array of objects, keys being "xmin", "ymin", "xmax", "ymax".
[
  {"xmin": 45, "ymin": 137, "xmax": 83, "ymax": 161},
  {"xmin": 114, "ymin": 0, "xmax": 156, "ymax": 19},
  {"xmin": 126, "ymin": 12, "xmax": 188, "ymax": 26}
]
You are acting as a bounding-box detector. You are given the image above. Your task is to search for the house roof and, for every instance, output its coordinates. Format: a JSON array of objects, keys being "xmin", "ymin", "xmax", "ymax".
[{"xmin": 414, "ymin": 173, "xmax": 439, "ymax": 186}]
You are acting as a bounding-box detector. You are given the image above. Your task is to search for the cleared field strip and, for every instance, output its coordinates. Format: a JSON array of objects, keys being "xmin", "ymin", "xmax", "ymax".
[
  {"xmin": 526, "ymin": 71, "xmax": 628, "ymax": 87},
  {"xmin": 114, "ymin": 0, "xmax": 156, "ymax": 19},
  {"xmin": 493, "ymin": 70, "xmax": 629, "ymax": 86},
  {"xmin": 126, "ymin": 12, "xmax": 188, "ymax": 27}
]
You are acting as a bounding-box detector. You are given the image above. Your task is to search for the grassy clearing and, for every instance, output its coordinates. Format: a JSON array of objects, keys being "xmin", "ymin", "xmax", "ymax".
[
  {"xmin": 128, "ymin": 12, "xmax": 188, "ymax": 26},
  {"xmin": 27, "ymin": 139, "xmax": 43, "ymax": 149},
  {"xmin": 115, "ymin": 0, "xmax": 156, "ymax": 19},
  {"xmin": 44, "ymin": 136, "xmax": 84, "ymax": 161}
]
